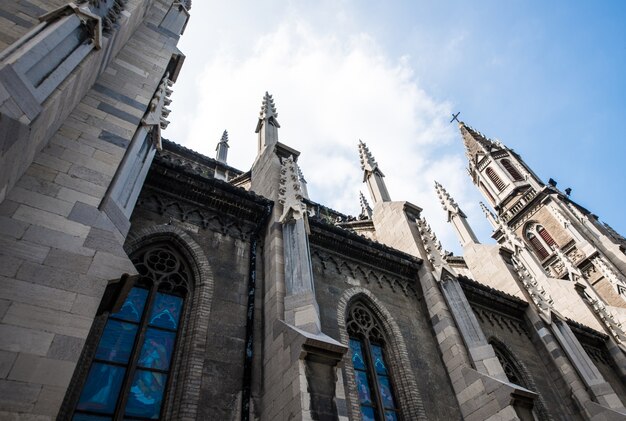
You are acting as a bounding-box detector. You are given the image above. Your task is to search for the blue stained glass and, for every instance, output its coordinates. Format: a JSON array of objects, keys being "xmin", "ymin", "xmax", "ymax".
[
  {"xmin": 149, "ymin": 293, "xmax": 182, "ymax": 330},
  {"xmin": 360, "ymin": 405, "xmax": 376, "ymax": 421},
  {"xmin": 377, "ymin": 375, "xmax": 396, "ymax": 409},
  {"xmin": 73, "ymin": 415, "xmax": 112, "ymax": 421},
  {"xmin": 384, "ymin": 411, "xmax": 398, "ymax": 421},
  {"xmin": 76, "ymin": 363, "xmax": 125, "ymax": 414},
  {"xmin": 124, "ymin": 369, "xmax": 166, "ymax": 419},
  {"xmin": 113, "ymin": 288, "xmax": 148, "ymax": 322},
  {"xmin": 138, "ymin": 328, "xmax": 176, "ymax": 370},
  {"xmin": 355, "ymin": 370, "xmax": 373, "ymax": 405},
  {"xmin": 95, "ymin": 320, "xmax": 138, "ymax": 363},
  {"xmin": 371, "ymin": 344, "xmax": 388, "ymax": 375},
  {"xmin": 349, "ymin": 339, "xmax": 366, "ymax": 370}
]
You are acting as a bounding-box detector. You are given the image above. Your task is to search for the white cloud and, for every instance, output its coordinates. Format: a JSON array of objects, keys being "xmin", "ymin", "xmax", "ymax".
[{"xmin": 166, "ymin": 13, "xmax": 494, "ymax": 255}]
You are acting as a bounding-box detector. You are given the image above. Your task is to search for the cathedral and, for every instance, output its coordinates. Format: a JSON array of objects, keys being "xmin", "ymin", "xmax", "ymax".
[{"xmin": 0, "ymin": 1, "xmax": 626, "ymax": 420}]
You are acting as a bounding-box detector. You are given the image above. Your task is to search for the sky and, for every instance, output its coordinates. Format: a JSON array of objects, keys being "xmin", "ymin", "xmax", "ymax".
[{"xmin": 165, "ymin": 0, "xmax": 626, "ymax": 254}]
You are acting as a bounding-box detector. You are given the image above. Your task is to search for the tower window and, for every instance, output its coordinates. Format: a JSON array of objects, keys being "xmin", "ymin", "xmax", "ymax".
[
  {"xmin": 525, "ymin": 224, "xmax": 556, "ymax": 260},
  {"xmin": 73, "ymin": 245, "xmax": 191, "ymax": 420},
  {"xmin": 486, "ymin": 167, "xmax": 506, "ymax": 191},
  {"xmin": 347, "ymin": 303, "xmax": 399, "ymax": 421},
  {"xmin": 480, "ymin": 181, "xmax": 496, "ymax": 204},
  {"xmin": 501, "ymin": 159, "xmax": 524, "ymax": 182},
  {"xmin": 537, "ymin": 226, "xmax": 556, "ymax": 247}
]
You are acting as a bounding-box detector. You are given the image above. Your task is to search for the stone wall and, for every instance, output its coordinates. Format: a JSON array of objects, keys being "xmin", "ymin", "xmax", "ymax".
[
  {"xmin": 0, "ymin": 0, "xmax": 187, "ymax": 417},
  {"xmin": 127, "ymin": 203, "xmax": 253, "ymax": 420},
  {"xmin": 470, "ymin": 302, "xmax": 583, "ymax": 420},
  {"xmin": 311, "ymin": 245, "xmax": 463, "ymax": 420}
]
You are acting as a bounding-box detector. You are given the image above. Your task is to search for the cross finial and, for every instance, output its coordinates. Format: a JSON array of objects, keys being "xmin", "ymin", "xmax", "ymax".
[{"xmin": 450, "ymin": 111, "xmax": 461, "ymax": 124}]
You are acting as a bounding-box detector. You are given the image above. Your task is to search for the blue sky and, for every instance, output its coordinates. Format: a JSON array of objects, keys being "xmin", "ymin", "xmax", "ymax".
[{"xmin": 166, "ymin": 1, "xmax": 626, "ymax": 254}]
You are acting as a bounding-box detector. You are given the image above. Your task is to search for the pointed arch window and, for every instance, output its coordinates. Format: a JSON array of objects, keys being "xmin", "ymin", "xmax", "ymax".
[
  {"xmin": 490, "ymin": 339, "xmax": 550, "ymax": 421},
  {"xmin": 73, "ymin": 244, "xmax": 191, "ymax": 420},
  {"xmin": 347, "ymin": 302, "xmax": 399, "ymax": 421},
  {"xmin": 537, "ymin": 226, "xmax": 556, "ymax": 247},
  {"xmin": 486, "ymin": 167, "xmax": 506, "ymax": 191},
  {"xmin": 480, "ymin": 181, "xmax": 496, "ymax": 205},
  {"xmin": 501, "ymin": 159, "xmax": 524, "ymax": 182},
  {"xmin": 525, "ymin": 224, "xmax": 555, "ymax": 260}
]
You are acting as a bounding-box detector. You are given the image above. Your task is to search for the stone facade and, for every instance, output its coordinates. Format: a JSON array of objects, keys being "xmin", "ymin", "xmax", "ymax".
[{"xmin": 0, "ymin": 2, "xmax": 625, "ymax": 420}]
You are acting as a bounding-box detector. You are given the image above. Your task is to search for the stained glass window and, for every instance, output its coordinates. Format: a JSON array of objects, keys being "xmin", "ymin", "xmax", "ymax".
[
  {"xmin": 347, "ymin": 302, "xmax": 399, "ymax": 420},
  {"xmin": 74, "ymin": 244, "xmax": 191, "ymax": 420}
]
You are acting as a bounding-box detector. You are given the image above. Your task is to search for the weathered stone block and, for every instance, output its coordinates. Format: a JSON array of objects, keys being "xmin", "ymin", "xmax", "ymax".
[
  {"xmin": 43, "ymin": 248, "xmax": 93, "ymax": 274},
  {"xmin": 13, "ymin": 205, "xmax": 90, "ymax": 238},
  {"xmin": 3, "ymin": 303, "xmax": 92, "ymax": 338},
  {"xmin": 68, "ymin": 202, "xmax": 114, "ymax": 231},
  {"xmin": 0, "ymin": 379, "xmax": 41, "ymax": 412},
  {"xmin": 83, "ymin": 227, "xmax": 126, "ymax": 257},
  {"xmin": 0, "ymin": 324, "xmax": 54, "ymax": 356},
  {"xmin": 46, "ymin": 334, "xmax": 85, "ymax": 363},
  {"xmin": 8, "ymin": 353, "xmax": 75, "ymax": 388},
  {"xmin": 0, "ymin": 254, "xmax": 22, "ymax": 277},
  {"xmin": 0, "ymin": 236, "xmax": 49, "ymax": 264},
  {"xmin": 0, "ymin": 276, "xmax": 76, "ymax": 312}
]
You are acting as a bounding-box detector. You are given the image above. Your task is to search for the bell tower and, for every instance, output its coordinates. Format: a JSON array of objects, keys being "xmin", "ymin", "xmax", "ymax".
[
  {"xmin": 460, "ymin": 121, "xmax": 543, "ymax": 213},
  {"xmin": 458, "ymin": 121, "xmax": 626, "ymax": 315}
]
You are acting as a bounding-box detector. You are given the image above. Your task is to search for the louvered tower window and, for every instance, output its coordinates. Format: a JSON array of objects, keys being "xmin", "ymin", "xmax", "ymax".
[
  {"xmin": 486, "ymin": 167, "xmax": 506, "ymax": 191},
  {"xmin": 537, "ymin": 226, "xmax": 556, "ymax": 247},
  {"xmin": 347, "ymin": 302, "xmax": 399, "ymax": 421},
  {"xmin": 501, "ymin": 159, "xmax": 524, "ymax": 182},
  {"xmin": 74, "ymin": 244, "xmax": 191, "ymax": 420}
]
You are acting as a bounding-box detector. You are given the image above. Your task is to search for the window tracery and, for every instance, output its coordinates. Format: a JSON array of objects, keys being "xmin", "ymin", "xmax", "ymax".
[
  {"xmin": 73, "ymin": 244, "xmax": 191, "ymax": 420},
  {"xmin": 347, "ymin": 302, "xmax": 399, "ymax": 421}
]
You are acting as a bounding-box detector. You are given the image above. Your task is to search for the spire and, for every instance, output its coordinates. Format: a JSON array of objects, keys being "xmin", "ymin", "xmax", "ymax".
[
  {"xmin": 434, "ymin": 181, "xmax": 478, "ymax": 246},
  {"xmin": 358, "ymin": 140, "xmax": 391, "ymax": 203},
  {"xmin": 358, "ymin": 140, "xmax": 382, "ymax": 176},
  {"xmin": 359, "ymin": 191, "xmax": 372, "ymax": 219},
  {"xmin": 458, "ymin": 122, "xmax": 498, "ymax": 163},
  {"xmin": 255, "ymin": 91, "xmax": 280, "ymax": 152},
  {"xmin": 434, "ymin": 181, "xmax": 465, "ymax": 219},
  {"xmin": 215, "ymin": 129, "xmax": 229, "ymax": 163},
  {"xmin": 480, "ymin": 202, "xmax": 498, "ymax": 229}
]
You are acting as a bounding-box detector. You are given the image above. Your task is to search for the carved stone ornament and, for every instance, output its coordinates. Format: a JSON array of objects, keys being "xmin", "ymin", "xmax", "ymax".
[
  {"xmin": 579, "ymin": 287, "xmax": 626, "ymax": 345},
  {"xmin": 511, "ymin": 255, "xmax": 554, "ymax": 318},
  {"xmin": 591, "ymin": 256, "xmax": 626, "ymax": 298},
  {"xmin": 311, "ymin": 249, "xmax": 417, "ymax": 297},
  {"xmin": 416, "ymin": 216, "xmax": 445, "ymax": 266},
  {"xmin": 552, "ymin": 246, "xmax": 583, "ymax": 283},
  {"xmin": 278, "ymin": 155, "xmax": 307, "ymax": 223},
  {"xmin": 141, "ymin": 72, "xmax": 173, "ymax": 150}
]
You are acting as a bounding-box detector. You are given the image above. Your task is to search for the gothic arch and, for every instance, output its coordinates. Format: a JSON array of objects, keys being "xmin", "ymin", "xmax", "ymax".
[
  {"xmin": 337, "ymin": 287, "xmax": 426, "ymax": 420},
  {"xmin": 486, "ymin": 166, "xmax": 506, "ymax": 191},
  {"xmin": 501, "ymin": 158, "xmax": 524, "ymax": 181},
  {"xmin": 488, "ymin": 337, "xmax": 552, "ymax": 421},
  {"xmin": 524, "ymin": 221, "xmax": 555, "ymax": 261},
  {"xmin": 125, "ymin": 224, "xmax": 215, "ymax": 421}
]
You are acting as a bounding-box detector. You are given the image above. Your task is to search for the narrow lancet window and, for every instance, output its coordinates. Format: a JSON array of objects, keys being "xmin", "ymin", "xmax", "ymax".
[
  {"xmin": 347, "ymin": 302, "xmax": 399, "ymax": 421},
  {"xmin": 480, "ymin": 181, "xmax": 496, "ymax": 204}
]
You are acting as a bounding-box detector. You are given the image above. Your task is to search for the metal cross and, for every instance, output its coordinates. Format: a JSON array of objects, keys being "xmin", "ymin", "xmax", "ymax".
[{"xmin": 450, "ymin": 112, "xmax": 461, "ymax": 124}]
